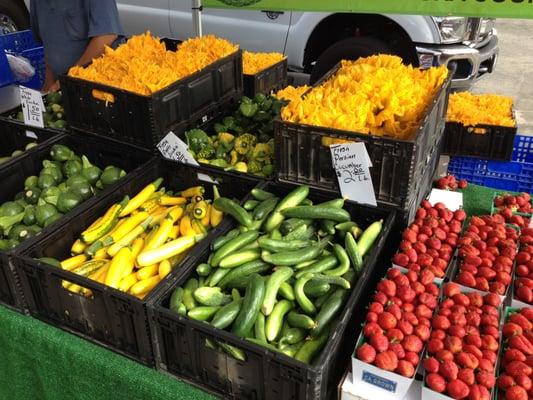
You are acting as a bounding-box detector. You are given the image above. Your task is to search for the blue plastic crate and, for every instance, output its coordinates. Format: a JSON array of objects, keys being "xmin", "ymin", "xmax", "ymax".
[
  {"xmin": 512, "ymin": 135, "xmax": 533, "ymax": 163},
  {"xmin": 448, "ymin": 156, "xmax": 533, "ymax": 193},
  {"xmin": 0, "ymin": 30, "xmax": 44, "ymax": 90}
]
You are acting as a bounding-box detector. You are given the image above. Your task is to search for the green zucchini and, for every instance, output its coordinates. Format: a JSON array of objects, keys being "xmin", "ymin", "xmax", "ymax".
[
  {"xmin": 263, "ymin": 186, "xmax": 309, "ymax": 232},
  {"xmin": 231, "ymin": 274, "xmax": 265, "ymax": 338},
  {"xmin": 265, "ymin": 299, "xmax": 293, "ymax": 342},
  {"xmin": 261, "ymin": 267, "xmax": 293, "ymax": 315}
]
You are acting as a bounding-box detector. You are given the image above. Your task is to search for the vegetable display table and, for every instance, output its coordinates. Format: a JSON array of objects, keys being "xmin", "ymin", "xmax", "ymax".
[{"xmin": 0, "ymin": 305, "xmax": 214, "ymax": 400}]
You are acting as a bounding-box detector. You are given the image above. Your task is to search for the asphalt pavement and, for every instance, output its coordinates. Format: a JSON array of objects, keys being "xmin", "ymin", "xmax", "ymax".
[{"xmin": 473, "ymin": 19, "xmax": 533, "ymax": 133}]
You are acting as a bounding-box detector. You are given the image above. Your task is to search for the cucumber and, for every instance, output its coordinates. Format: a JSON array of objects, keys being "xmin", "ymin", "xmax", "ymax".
[
  {"xmin": 281, "ymin": 205, "xmax": 350, "ymax": 222},
  {"xmin": 253, "ymin": 197, "xmax": 279, "ymax": 221},
  {"xmin": 257, "ymin": 237, "xmax": 311, "ymax": 253},
  {"xmin": 217, "ymin": 341, "xmax": 247, "ymax": 361},
  {"xmin": 263, "ymin": 186, "xmax": 309, "ymax": 232},
  {"xmin": 294, "ymin": 328, "xmax": 329, "ymax": 364},
  {"xmin": 265, "ymin": 299, "xmax": 293, "ymax": 342},
  {"xmin": 254, "ymin": 312, "xmax": 267, "ymax": 343},
  {"xmin": 318, "ymin": 198, "xmax": 344, "ymax": 208},
  {"xmin": 279, "ymin": 342, "xmax": 304, "ymax": 357},
  {"xmin": 211, "ymin": 299, "xmax": 242, "ymax": 329},
  {"xmin": 325, "ymin": 244, "xmax": 351, "ymax": 277},
  {"xmin": 211, "ymin": 228, "xmax": 240, "ymax": 251},
  {"xmin": 188, "ymin": 306, "xmax": 221, "ymax": 321},
  {"xmin": 270, "ymin": 229, "xmax": 282, "ymax": 240},
  {"xmin": 193, "ymin": 287, "xmax": 231, "ymax": 306},
  {"xmin": 250, "ymin": 188, "xmax": 275, "ymax": 201},
  {"xmin": 279, "ymin": 327, "xmax": 306, "ymax": 346},
  {"xmin": 345, "ymin": 232, "xmax": 363, "ymax": 273},
  {"xmin": 335, "ymin": 221, "xmax": 359, "ymax": 232},
  {"xmin": 211, "ymin": 230, "xmax": 259, "ymax": 266},
  {"xmin": 182, "ymin": 278, "xmax": 199, "ymax": 310},
  {"xmin": 279, "ymin": 218, "xmax": 311, "ymax": 236},
  {"xmin": 218, "ymin": 259, "xmax": 271, "ymax": 289},
  {"xmin": 286, "ymin": 225, "xmax": 316, "ymax": 241},
  {"xmin": 308, "ymin": 274, "xmax": 350, "ymax": 290},
  {"xmin": 38, "ymin": 257, "xmax": 61, "ymax": 268},
  {"xmin": 169, "ymin": 287, "xmax": 185, "ymax": 314},
  {"xmin": 320, "ymin": 220, "xmax": 336, "ymax": 235},
  {"xmin": 261, "ymin": 266, "xmax": 294, "ymax": 315},
  {"xmin": 243, "ymin": 199, "xmax": 260, "ymax": 211},
  {"xmin": 311, "ymin": 289, "xmax": 348, "ymax": 337},
  {"xmin": 262, "ymin": 243, "xmax": 325, "ymax": 266},
  {"xmin": 294, "ymin": 273, "xmax": 317, "ymax": 315},
  {"xmin": 278, "ymin": 281, "xmax": 295, "ymax": 301},
  {"xmin": 287, "ymin": 311, "xmax": 316, "ymax": 329},
  {"xmin": 303, "ymin": 280, "xmax": 331, "ymax": 298},
  {"xmin": 196, "ymin": 263, "xmax": 212, "ymax": 277},
  {"xmin": 219, "ymin": 249, "xmax": 261, "ymax": 268},
  {"xmin": 357, "ymin": 220, "xmax": 383, "ymax": 257},
  {"xmin": 231, "ymin": 274, "xmax": 265, "ymax": 338},
  {"xmin": 213, "ymin": 198, "xmax": 253, "ymax": 227},
  {"xmin": 207, "ymin": 267, "xmax": 230, "ymax": 287},
  {"xmin": 295, "ymin": 255, "xmax": 338, "ymax": 278}
]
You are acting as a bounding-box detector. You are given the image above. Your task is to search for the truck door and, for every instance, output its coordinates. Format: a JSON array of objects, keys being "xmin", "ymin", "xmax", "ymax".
[
  {"xmin": 170, "ymin": 2, "xmax": 291, "ymax": 53},
  {"xmin": 117, "ymin": 0, "xmax": 172, "ymax": 37}
]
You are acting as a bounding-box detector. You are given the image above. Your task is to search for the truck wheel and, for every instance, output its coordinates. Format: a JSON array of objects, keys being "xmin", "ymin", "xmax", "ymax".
[
  {"xmin": 310, "ymin": 36, "xmax": 394, "ymax": 84},
  {"xmin": 0, "ymin": 0, "xmax": 29, "ymax": 34}
]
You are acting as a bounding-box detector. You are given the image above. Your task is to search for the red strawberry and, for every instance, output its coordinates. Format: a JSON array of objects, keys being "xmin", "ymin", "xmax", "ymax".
[
  {"xmin": 426, "ymin": 373, "xmax": 446, "ymax": 393},
  {"xmin": 389, "ymin": 342, "xmax": 405, "ymax": 360},
  {"xmin": 483, "ymin": 293, "xmax": 501, "ymax": 308},
  {"xmin": 423, "ymin": 357, "xmax": 440, "ymax": 373},
  {"xmin": 414, "ymin": 324, "xmax": 431, "ymax": 342},
  {"xmin": 375, "ymin": 350, "xmax": 398, "ymax": 372},
  {"xmin": 447, "ymin": 379, "xmax": 470, "ymax": 399},
  {"xmin": 404, "ymin": 351, "xmax": 419, "ymax": 367},
  {"xmin": 503, "ymin": 322, "xmax": 524, "ymax": 338},
  {"xmin": 505, "ymin": 385, "xmax": 528, "ymax": 400},
  {"xmin": 498, "ymin": 374, "xmax": 515, "ymax": 390},
  {"xmin": 506, "ymin": 360, "xmax": 532, "ymax": 378},
  {"xmin": 437, "ymin": 349, "xmax": 454, "ymax": 363},
  {"xmin": 395, "ymin": 360, "xmax": 415, "ymax": 378},
  {"xmin": 402, "ymin": 335, "xmax": 423, "ymax": 353},
  {"xmin": 445, "ymin": 336, "xmax": 463, "ymax": 354},
  {"xmin": 468, "ymin": 384, "xmax": 490, "ymax": 400},
  {"xmin": 378, "ymin": 312, "xmax": 397, "ymax": 330},
  {"xmin": 363, "ymin": 322, "xmax": 383, "ymax": 338},
  {"xmin": 510, "ymin": 313, "xmax": 533, "ymax": 331},
  {"xmin": 457, "ymin": 368, "xmax": 475, "ymax": 385},
  {"xmin": 369, "ymin": 332, "xmax": 389, "ymax": 353},
  {"xmin": 475, "ymin": 371, "xmax": 496, "ymax": 389},
  {"xmin": 456, "ymin": 352, "xmax": 479, "ymax": 369},
  {"xmin": 357, "ymin": 343, "xmax": 376, "ymax": 363},
  {"xmin": 428, "ymin": 338, "xmax": 444, "ymax": 354},
  {"xmin": 440, "ymin": 360, "xmax": 459, "ymax": 380},
  {"xmin": 515, "ymin": 375, "xmax": 532, "ymax": 391},
  {"xmin": 433, "ymin": 315, "xmax": 451, "ymax": 330},
  {"xmin": 377, "ymin": 279, "xmax": 397, "ymax": 297}
]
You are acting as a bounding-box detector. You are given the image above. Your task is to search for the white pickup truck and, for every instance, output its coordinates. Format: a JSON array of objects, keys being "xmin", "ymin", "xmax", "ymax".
[{"xmin": 3, "ymin": 1, "xmax": 498, "ymax": 88}]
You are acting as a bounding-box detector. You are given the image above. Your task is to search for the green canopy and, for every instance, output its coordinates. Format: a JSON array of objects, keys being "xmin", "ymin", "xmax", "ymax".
[{"xmin": 203, "ymin": 0, "xmax": 533, "ymax": 19}]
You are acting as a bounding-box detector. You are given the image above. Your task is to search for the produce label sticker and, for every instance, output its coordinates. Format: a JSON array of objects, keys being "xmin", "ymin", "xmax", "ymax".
[
  {"xmin": 330, "ymin": 142, "xmax": 377, "ymax": 207},
  {"xmin": 361, "ymin": 371, "xmax": 397, "ymax": 393},
  {"xmin": 157, "ymin": 132, "xmax": 199, "ymax": 166},
  {"xmin": 19, "ymin": 86, "xmax": 44, "ymax": 128},
  {"xmin": 427, "ymin": 188, "xmax": 463, "ymax": 211}
]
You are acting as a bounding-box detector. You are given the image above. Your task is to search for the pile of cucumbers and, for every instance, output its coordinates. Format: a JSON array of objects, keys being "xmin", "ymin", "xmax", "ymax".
[
  {"xmin": 0, "ymin": 141, "xmax": 38, "ymax": 164},
  {"xmin": 168, "ymin": 185, "xmax": 383, "ymax": 364},
  {"xmin": 12, "ymin": 91, "xmax": 67, "ymax": 130},
  {"xmin": 0, "ymin": 143, "xmax": 126, "ymax": 251}
]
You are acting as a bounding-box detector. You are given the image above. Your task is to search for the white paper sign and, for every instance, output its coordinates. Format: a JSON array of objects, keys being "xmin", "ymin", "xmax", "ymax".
[
  {"xmin": 19, "ymin": 86, "xmax": 44, "ymax": 128},
  {"xmin": 427, "ymin": 188, "xmax": 463, "ymax": 211},
  {"xmin": 330, "ymin": 142, "xmax": 377, "ymax": 206},
  {"xmin": 157, "ymin": 132, "xmax": 199, "ymax": 166}
]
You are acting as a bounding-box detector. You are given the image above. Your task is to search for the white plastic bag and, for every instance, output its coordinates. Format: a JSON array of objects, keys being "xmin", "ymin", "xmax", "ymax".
[{"xmin": 6, "ymin": 52, "xmax": 35, "ymax": 82}]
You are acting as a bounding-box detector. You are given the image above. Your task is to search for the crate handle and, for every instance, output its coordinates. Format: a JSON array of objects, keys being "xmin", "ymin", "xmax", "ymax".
[
  {"xmin": 61, "ymin": 278, "xmax": 96, "ymax": 298},
  {"xmin": 92, "ymin": 89, "xmax": 115, "ymax": 103},
  {"xmin": 467, "ymin": 126, "xmax": 487, "ymax": 135}
]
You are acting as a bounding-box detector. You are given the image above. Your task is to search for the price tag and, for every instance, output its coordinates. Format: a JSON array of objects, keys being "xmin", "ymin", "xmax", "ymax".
[
  {"xmin": 19, "ymin": 86, "xmax": 44, "ymax": 128},
  {"xmin": 330, "ymin": 142, "xmax": 376, "ymax": 207},
  {"xmin": 427, "ymin": 188, "xmax": 463, "ymax": 211},
  {"xmin": 157, "ymin": 132, "xmax": 199, "ymax": 166}
]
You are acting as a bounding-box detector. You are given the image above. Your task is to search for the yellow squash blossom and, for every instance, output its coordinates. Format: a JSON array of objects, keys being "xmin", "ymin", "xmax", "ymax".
[
  {"xmin": 447, "ymin": 92, "xmax": 515, "ymax": 128},
  {"xmin": 242, "ymin": 51, "xmax": 285, "ymax": 75},
  {"xmin": 69, "ymin": 32, "xmax": 238, "ymax": 96}
]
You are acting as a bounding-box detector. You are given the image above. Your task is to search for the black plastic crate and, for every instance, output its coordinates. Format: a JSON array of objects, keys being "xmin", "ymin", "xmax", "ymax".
[
  {"xmin": 148, "ymin": 181, "xmax": 396, "ymax": 399},
  {"xmin": 442, "ymin": 121, "xmax": 517, "ymax": 161},
  {"xmin": 59, "ymin": 49, "xmax": 243, "ymax": 149},
  {"xmin": 0, "ymin": 118, "xmax": 60, "ymax": 169},
  {"xmin": 13, "ymin": 160, "xmax": 259, "ymax": 365},
  {"xmin": 275, "ymin": 63, "xmax": 451, "ymax": 209},
  {"xmin": 0, "ymin": 133, "xmax": 154, "ymax": 312},
  {"xmin": 243, "ymin": 58, "xmax": 288, "ymax": 98}
]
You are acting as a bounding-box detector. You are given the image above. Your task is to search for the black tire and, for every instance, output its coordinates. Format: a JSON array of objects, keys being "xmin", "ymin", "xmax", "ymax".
[
  {"xmin": 309, "ymin": 36, "xmax": 394, "ymax": 84},
  {"xmin": 0, "ymin": 0, "xmax": 29, "ymax": 34}
]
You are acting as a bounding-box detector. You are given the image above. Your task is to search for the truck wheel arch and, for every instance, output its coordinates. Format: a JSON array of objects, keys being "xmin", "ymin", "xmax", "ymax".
[{"xmin": 302, "ymin": 13, "xmax": 420, "ymax": 74}]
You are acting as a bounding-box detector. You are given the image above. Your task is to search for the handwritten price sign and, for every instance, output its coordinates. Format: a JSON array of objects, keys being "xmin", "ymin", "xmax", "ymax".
[
  {"xmin": 19, "ymin": 86, "xmax": 44, "ymax": 128},
  {"xmin": 330, "ymin": 142, "xmax": 376, "ymax": 206},
  {"xmin": 157, "ymin": 132, "xmax": 199, "ymax": 166}
]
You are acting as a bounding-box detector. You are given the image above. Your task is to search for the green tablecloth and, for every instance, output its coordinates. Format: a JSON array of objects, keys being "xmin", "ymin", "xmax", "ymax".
[
  {"xmin": 0, "ymin": 305, "xmax": 214, "ymax": 400},
  {"xmin": 0, "ymin": 183, "xmax": 501, "ymax": 400}
]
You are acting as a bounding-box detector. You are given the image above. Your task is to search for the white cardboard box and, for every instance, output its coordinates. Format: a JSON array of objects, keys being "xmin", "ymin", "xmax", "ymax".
[{"xmin": 341, "ymin": 372, "xmax": 421, "ymax": 400}]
